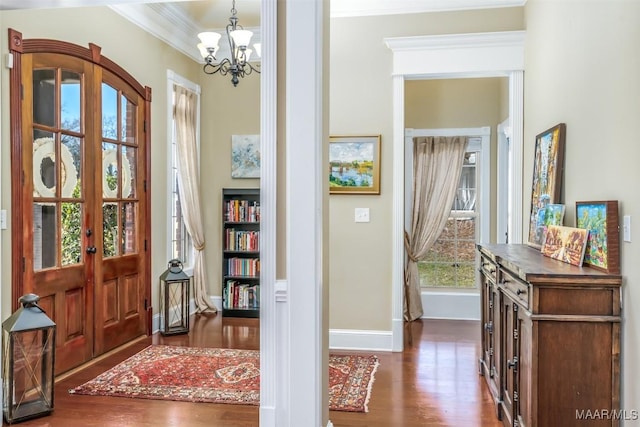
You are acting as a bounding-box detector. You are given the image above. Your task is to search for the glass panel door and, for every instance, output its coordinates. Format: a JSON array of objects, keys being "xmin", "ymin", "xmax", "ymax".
[
  {"xmin": 94, "ymin": 75, "xmax": 146, "ymax": 355},
  {"xmin": 32, "ymin": 69, "xmax": 84, "ymax": 270},
  {"xmin": 27, "ymin": 57, "xmax": 93, "ymax": 374},
  {"xmin": 14, "ymin": 41, "xmax": 150, "ymax": 374}
]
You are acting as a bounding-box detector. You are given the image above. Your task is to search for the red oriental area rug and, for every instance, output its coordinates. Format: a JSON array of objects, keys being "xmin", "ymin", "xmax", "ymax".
[{"xmin": 69, "ymin": 345, "xmax": 379, "ymax": 413}]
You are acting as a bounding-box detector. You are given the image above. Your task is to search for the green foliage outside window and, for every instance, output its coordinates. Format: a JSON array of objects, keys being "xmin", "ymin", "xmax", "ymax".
[
  {"xmin": 60, "ymin": 175, "xmax": 120, "ymax": 264},
  {"xmin": 61, "ymin": 184, "xmax": 81, "ymax": 265}
]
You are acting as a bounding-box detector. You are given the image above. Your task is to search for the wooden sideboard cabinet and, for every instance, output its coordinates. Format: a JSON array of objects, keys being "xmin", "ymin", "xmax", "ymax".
[{"xmin": 478, "ymin": 244, "xmax": 622, "ymax": 427}]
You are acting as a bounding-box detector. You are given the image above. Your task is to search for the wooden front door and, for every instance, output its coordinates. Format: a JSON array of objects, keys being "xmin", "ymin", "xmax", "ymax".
[
  {"xmin": 10, "ymin": 33, "xmax": 151, "ymax": 375},
  {"xmin": 93, "ymin": 69, "xmax": 148, "ymax": 355}
]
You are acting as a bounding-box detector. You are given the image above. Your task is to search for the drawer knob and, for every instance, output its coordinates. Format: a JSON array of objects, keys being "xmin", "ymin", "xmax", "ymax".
[{"xmin": 516, "ymin": 289, "xmax": 524, "ymax": 296}]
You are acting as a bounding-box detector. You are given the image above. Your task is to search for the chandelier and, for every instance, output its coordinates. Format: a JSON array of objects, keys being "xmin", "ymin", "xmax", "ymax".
[{"xmin": 197, "ymin": 0, "xmax": 261, "ymax": 87}]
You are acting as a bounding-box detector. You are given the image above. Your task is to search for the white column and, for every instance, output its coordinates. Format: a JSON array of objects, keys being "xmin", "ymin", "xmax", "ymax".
[
  {"xmin": 285, "ymin": 0, "xmax": 329, "ymax": 426},
  {"xmin": 391, "ymin": 74, "xmax": 405, "ymax": 352},
  {"xmin": 259, "ymin": 0, "xmax": 278, "ymax": 426}
]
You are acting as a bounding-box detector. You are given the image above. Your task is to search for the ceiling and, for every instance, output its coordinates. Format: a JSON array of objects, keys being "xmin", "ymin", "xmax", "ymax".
[{"xmin": 0, "ymin": 0, "xmax": 525, "ymax": 63}]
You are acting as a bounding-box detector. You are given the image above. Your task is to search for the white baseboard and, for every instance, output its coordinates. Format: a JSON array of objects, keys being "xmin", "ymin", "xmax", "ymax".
[
  {"xmin": 392, "ymin": 317, "xmax": 404, "ymax": 352},
  {"xmin": 259, "ymin": 406, "xmax": 276, "ymax": 427},
  {"xmin": 152, "ymin": 295, "xmax": 222, "ymax": 334},
  {"xmin": 421, "ymin": 291, "xmax": 480, "ymax": 320},
  {"xmin": 329, "ymin": 328, "xmax": 393, "ymax": 352},
  {"xmin": 207, "ymin": 295, "xmax": 222, "ymax": 312}
]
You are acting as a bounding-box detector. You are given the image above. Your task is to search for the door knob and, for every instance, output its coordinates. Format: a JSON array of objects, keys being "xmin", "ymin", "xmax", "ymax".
[{"xmin": 86, "ymin": 246, "xmax": 97, "ymax": 254}]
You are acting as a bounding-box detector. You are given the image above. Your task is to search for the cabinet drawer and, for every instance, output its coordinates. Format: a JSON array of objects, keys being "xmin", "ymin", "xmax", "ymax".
[
  {"xmin": 480, "ymin": 255, "xmax": 498, "ymax": 284},
  {"xmin": 501, "ymin": 269, "xmax": 529, "ymax": 309}
]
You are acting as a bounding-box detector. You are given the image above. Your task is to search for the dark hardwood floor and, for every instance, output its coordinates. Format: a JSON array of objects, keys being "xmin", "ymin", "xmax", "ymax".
[{"xmin": 8, "ymin": 315, "xmax": 502, "ymax": 427}]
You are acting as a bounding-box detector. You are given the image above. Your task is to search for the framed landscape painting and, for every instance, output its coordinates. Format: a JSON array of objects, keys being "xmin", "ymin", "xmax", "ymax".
[
  {"xmin": 528, "ymin": 123, "xmax": 566, "ymax": 248},
  {"xmin": 329, "ymin": 135, "xmax": 380, "ymax": 194},
  {"xmin": 536, "ymin": 203, "xmax": 566, "ymax": 245},
  {"xmin": 541, "ymin": 225, "xmax": 589, "ymax": 267},
  {"xmin": 576, "ymin": 200, "xmax": 620, "ymax": 273}
]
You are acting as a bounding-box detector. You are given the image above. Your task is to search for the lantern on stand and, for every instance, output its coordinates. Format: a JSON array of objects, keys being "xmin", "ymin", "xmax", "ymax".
[
  {"xmin": 2, "ymin": 294, "xmax": 56, "ymax": 424},
  {"xmin": 159, "ymin": 259, "xmax": 191, "ymax": 335}
]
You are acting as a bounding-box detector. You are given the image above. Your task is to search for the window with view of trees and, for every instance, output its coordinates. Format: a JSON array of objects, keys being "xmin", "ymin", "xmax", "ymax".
[{"xmin": 419, "ymin": 152, "xmax": 478, "ymax": 289}]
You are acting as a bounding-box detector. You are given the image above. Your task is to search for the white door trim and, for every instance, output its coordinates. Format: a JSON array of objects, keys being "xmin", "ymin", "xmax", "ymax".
[
  {"xmin": 497, "ymin": 117, "xmax": 511, "ymax": 244},
  {"xmin": 385, "ymin": 30, "xmax": 525, "ymax": 351},
  {"xmin": 508, "ymin": 72, "xmax": 524, "ymax": 245}
]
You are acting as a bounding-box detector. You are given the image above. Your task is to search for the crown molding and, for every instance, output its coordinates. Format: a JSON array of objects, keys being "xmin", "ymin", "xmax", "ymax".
[
  {"xmin": 330, "ymin": 0, "xmax": 526, "ymax": 17},
  {"xmin": 110, "ymin": 3, "xmax": 261, "ymax": 64},
  {"xmin": 111, "ymin": 0, "xmax": 522, "ymax": 65},
  {"xmin": 0, "ymin": 0, "xmax": 192, "ymax": 9},
  {"xmin": 109, "ymin": 3, "xmax": 200, "ymax": 62}
]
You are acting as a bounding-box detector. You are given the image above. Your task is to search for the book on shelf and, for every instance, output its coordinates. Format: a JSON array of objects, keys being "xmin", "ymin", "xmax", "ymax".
[
  {"xmin": 224, "ymin": 280, "xmax": 260, "ymax": 310},
  {"xmin": 224, "ymin": 229, "xmax": 260, "ymax": 251},
  {"xmin": 226, "ymin": 257, "xmax": 260, "ymax": 277},
  {"xmin": 224, "ymin": 199, "xmax": 260, "ymax": 223}
]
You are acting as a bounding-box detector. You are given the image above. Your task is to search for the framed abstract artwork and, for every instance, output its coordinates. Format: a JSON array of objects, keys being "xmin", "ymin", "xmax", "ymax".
[
  {"xmin": 527, "ymin": 123, "xmax": 566, "ymax": 248},
  {"xmin": 541, "ymin": 225, "xmax": 589, "ymax": 267},
  {"xmin": 576, "ymin": 200, "xmax": 620, "ymax": 273},
  {"xmin": 231, "ymin": 135, "xmax": 260, "ymax": 178},
  {"xmin": 329, "ymin": 135, "xmax": 381, "ymax": 194}
]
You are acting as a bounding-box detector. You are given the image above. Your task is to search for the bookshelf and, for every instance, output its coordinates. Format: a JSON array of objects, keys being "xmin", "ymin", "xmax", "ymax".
[{"xmin": 222, "ymin": 188, "xmax": 260, "ymax": 318}]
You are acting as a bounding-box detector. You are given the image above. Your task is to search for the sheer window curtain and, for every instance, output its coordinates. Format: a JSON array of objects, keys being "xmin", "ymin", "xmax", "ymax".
[
  {"xmin": 404, "ymin": 136, "xmax": 469, "ymax": 321},
  {"xmin": 174, "ymin": 84, "xmax": 216, "ymax": 313}
]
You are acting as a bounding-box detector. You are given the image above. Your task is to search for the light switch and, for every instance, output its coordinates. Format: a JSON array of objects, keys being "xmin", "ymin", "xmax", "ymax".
[
  {"xmin": 623, "ymin": 215, "xmax": 631, "ymax": 242},
  {"xmin": 354, "ymin": 208, "xmax": 370, "ymax": 223}
]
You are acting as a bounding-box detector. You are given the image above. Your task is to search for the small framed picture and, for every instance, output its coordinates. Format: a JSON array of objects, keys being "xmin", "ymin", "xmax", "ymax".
[
  {"xmin": 576, "ymin": 200, "xmax": 620, "ymax": 274},
  {"xmin": 329, "ymin": 135, "xmax": 381, "ymax": 195},
  {"xmin": 541, "ymin": 225, "xmax": 589, "ymax": 267},
  {"xmin": 537, "ymin": 203, "xmax": 566, "ymax": 242},
  {"xmin": 231, "ymin": 135, "xmax": 260, "ymax": 179}
]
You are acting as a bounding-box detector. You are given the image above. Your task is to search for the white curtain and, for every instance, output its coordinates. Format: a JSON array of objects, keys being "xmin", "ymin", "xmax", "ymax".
[
  {"xmin": 404, "ymin": 136, "xmax": 468, "ymax": 321},
  {"xmin": 173, "ymin": 84, "xmax": 216, "ymax": 313}
]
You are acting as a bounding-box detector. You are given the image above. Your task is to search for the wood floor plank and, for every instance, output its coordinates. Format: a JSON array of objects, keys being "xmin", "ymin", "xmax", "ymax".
[{"xmin": 9, "ymin": 315, "xmax": 502, "ymax": 427}]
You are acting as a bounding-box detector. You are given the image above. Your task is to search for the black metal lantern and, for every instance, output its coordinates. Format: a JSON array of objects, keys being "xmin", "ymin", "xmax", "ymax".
[
  {"xmin": 2, "ymin": 294, "xmax": 56, "ymax": 424},
  {"xmin": 159, "ymin": 259, "xmax": 191, "ymax": 335}
]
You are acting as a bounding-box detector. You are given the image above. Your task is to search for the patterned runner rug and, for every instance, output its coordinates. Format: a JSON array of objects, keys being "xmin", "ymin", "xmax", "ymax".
[{"xmin": 70, "ymin": 345, "xmax": 379, "ymax": 412}]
